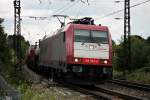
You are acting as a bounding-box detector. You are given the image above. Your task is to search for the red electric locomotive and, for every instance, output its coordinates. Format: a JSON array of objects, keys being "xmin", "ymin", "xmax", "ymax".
[{"xmin": 28, "ymin": 17, "xmax": 113, "ymax": 84}]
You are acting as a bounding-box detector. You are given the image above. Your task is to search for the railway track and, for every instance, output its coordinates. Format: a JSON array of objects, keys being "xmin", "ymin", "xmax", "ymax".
[
  {"xmin": 64, "ymin": 84, "xmax": 144, "ymax": 100},
  {"xmin": 25, "ymin": 65, "xmax": 149, "ymax": 100},
  {"xmin": 108, "ymin": 79, "xmax": 150, "ymax": 92},
  {"xmin": 94, "ymin": 85, "xmax": 144, "ymax": 100},
  {"xmin": 38, "ymin": 78, "xmax": 144, "ymax": 100}
]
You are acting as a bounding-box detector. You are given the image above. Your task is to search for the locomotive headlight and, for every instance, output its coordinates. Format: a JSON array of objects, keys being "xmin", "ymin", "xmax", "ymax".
[
  {"xmin": 75, "ymin": 58, "xmax": 79, "ymax": 62},
  {"xmin": 104, "ymin": 60, "xmax": 108, "ymax": 64},
  {"xmin": 89, "ymin": 45, "xmax": 94, "ymax": 49}
]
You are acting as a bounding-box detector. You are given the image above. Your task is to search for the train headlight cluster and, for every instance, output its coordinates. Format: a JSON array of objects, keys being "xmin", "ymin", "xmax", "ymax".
[
  {"xmin": 74, "ymin": 58, "xmax": 82, "ymax": 63},
  {"xmin": 89, "ymin": 45, "xmax": 94, "ymax": 49},
  {"xmin": 74, "ymin": 58, "xmax": 109, "ymax": 65},
  {"xmin": 74, "ymin": 58, "xmax": 79, "ymax": 62},
  {"xmin": 104, "ymin": 60, "xmax": 108, "ymax": 64}
]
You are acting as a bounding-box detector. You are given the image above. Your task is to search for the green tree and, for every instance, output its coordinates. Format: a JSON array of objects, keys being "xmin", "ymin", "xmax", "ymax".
[
  {"xmin": 7, "ymin": 35, "xmax": 30, "ymax": 60},
  {"xmin": 146, "ymin": 36, "xmax": 150, "ymax": 45},
  {"xmin": 0, "ymin": 18, "xmax": 30, "ymax": 86},
  {"xmin": 0, "ymin": 18, "xmax": 12, "ymax": 65},
  {"xmin": 144, "ymin": 36, "xmax": 150, "ymax": 67},
  {"xmin": 113, "ymin": 35, "xmax": 150, "ymax": 72},
  {"xmin": 112, "ymin": 37, "xmax": 125, "ymax": 71},
  {"xmin": 0, "ymin": 18, "xmax": 13, "ymax": 79},
  {"xmin": 130, "ymin": 35, "xmax": 146, "ymax": 70}
]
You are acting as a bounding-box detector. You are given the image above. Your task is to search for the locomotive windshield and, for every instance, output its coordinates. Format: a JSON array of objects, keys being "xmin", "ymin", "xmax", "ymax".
[{"xmin": 74, "ymin": 29, "xmax": 108, "ymax": 44}]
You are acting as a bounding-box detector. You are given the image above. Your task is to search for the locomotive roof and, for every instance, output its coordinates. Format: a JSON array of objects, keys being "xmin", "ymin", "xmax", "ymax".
[
  {"xmin": 64, "ymin": 23, "xmax": 109, "ymax": 31},
  {"xmin": 41, "ymin": 23, "xmax": 108, "ymax": 41}
]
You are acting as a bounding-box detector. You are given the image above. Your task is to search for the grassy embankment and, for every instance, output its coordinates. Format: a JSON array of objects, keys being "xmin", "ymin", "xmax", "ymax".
[
  {"xmin": 113, "ymin": 67, "xmax": 150, "ymax": 84},
  {"xmin": 2, "ymin": 64, "xmax": 83, "ymax": 100}
]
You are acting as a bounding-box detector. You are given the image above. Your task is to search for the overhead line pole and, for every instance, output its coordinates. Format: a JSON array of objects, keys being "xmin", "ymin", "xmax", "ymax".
[
  {"xmin": 124, "ymin": 0, "xmax": 131, "ymax": 75},
  {"xmin": 14, "ymin": 0, "xmax": 21, "ymax": 65}
]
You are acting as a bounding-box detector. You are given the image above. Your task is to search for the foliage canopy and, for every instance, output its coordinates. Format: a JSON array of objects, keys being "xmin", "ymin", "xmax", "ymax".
[{"xmin": 113, "ymin": 35, "xmax": 150, "ymax": 72}]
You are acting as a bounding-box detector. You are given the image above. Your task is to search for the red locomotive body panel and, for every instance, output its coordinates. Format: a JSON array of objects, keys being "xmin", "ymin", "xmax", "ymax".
[
  {"xmin": 66, "ymin": 24, "xmax": 112, "ymax": 67},
  {"xmin": 38, "ymin": 23, "xmax": 112, "ymax": 68},
  {"xmin": 65, "ymin": 25, "xmax": 74, "ymax": 64}
]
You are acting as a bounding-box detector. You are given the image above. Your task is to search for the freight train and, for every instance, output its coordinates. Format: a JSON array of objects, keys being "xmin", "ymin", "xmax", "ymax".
[{"xmin": 26, "ymin": 17, "xmax": 113, "ymax": 84}]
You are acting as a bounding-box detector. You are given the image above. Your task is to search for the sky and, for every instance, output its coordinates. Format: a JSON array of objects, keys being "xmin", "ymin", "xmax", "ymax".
[{"xmin": 0, "ymin": 0, "xmax": 150, "ymax": 44}]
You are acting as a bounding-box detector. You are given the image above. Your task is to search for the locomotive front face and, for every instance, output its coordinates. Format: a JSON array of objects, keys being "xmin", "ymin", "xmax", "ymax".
[{"xmin": 73, "ymin": 29, "xmax": 110, "ymax": 65}]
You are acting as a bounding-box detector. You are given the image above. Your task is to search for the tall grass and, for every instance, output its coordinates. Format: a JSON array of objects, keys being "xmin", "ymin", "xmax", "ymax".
[
  {"xmin": 126, "ymin": 67, "xmax": 150, "ymax": 84},
  {"xmin": 113, "ymin": 67, "xmax": 150, "ymax": 84}
]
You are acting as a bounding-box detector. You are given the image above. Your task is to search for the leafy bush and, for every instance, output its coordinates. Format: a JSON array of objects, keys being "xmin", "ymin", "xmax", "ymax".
[{"xmin": 113, "ymin": 35, "xmax": 150, "ymax": 72}]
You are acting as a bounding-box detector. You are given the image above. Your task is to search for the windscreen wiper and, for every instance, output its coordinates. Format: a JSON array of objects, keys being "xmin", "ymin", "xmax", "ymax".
[
  {"xmin": 93, "ymin": 40, "xmax": 101, "ymax": 46},
  {"xmin": 90, "ymin": 36, "xmax": 101, "ymax": 46},
  {"xmin": 96, "ymin": 42, "xmax": 101, "ymax": 46},
  {"xmin": 81, "ymin": 31, "xmax": 93, "ymax": 45},
  {"xmin": 81, "ymin": 37, "xmax": 90, "ymax": 45}
]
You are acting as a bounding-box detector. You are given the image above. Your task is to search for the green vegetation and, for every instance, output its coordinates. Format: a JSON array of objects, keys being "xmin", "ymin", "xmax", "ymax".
[
  {"xmin": 113, "ymin": 35, "xmax": 150, "ymax": 71},
  {"xmin": 0, "ymin": 18, "xmax": 12, "ymax": 73},
  {"xmin": 18, "ymin": 83, "xmax": 83, "ymax": 100},
  {"xmin": 0, "ymin": 18, "xmax": 30, "ymax": 97},
  {"xmin": 20, "ymin": 84, "xmax": 56, "ymax": 100},
  {"xmin": 113, "ymin": 35, "xmax": 150, "ymax": 83},
  {"xmin": 126, "ymin": 67, "xmax": 150, "ymax": 84}
]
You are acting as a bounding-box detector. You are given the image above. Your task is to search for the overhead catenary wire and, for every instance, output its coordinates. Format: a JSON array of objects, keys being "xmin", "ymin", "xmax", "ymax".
[
  {"xmin": 21, "ymin": 0, "xmax": 150, "ymax": 22},
  {"xmin": 76, "ymin": 3, "xmax": 88, "ymax": 18},
  {"xmin": 52, "ymin": 1, "xmax": 72, "ymax": 15},
  {"xmin": 55, "ymin": 0, "xmax": 80, "ymax": 14},
  {"xmin": 95, "ymin": 0, "xmax": 150, "ymax": 20},
  {"xmin": 21, "ymin": 1, "xmax": 79, "ymax": 20}
]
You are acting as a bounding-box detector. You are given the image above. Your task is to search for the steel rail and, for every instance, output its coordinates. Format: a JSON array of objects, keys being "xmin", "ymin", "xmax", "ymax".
[
  {"xmin": 108, "ymin": 79, "xmax": 150, "ymax": 92},
  {"xmin": 64, "ymin": 84, "xmax": 144, "ymax": 100},
  {"xmin": 94, "ymin": 85, "xmax": 143, "ymax": 100},
  {"xmin": 61, "ymin": 84, "xmax": 111, "ymax": 100}
]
